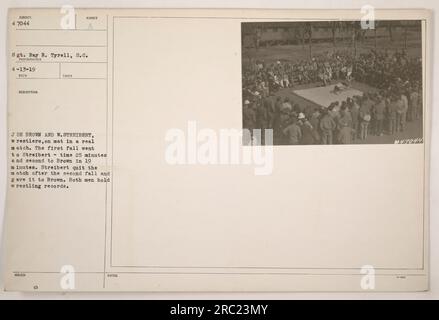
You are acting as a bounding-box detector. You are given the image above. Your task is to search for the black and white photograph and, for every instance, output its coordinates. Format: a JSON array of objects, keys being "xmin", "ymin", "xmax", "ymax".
[{"xmin": 242, "ymin": 20, "xmax": 424, "ymax": 145}]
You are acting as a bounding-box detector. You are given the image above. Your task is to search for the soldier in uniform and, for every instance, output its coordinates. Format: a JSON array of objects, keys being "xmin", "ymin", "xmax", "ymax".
[
  {"xmin": 410, "ymin": 84, "xmax": 420, "ymax": 121},
  {"xmin": 283, "ymin": 117, "xmax": 302, "ymax": 145},
  {"xmin": 373, "ymin": 93, "xmax": 386, "ymax": 136},
  {"xmin": 319, "ymin": 109, "xmax": 337, "ymax": 144},
  {"xmin": 243, "ymin": 100, "xmax": 257, "ymax": 145},
  {"xmin": 387, "ymin": 95, "xmax": 398, "ymax": 135}
]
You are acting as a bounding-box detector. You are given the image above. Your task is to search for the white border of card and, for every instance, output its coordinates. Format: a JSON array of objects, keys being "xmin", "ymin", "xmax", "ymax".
[{"xmin": 4, "ymin": 8, "xmax": 431, "ymax": 292}]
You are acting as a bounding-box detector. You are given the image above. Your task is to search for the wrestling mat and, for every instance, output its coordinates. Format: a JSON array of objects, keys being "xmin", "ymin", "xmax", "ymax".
[{"xmin": 293, "ymin": 83, "xmax": 363, "ymax": 108}]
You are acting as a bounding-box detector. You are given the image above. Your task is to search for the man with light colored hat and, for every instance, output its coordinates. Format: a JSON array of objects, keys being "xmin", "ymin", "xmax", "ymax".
[{"xmin": 243, "ymin": 99, "xmax": 256, "ymax": 144}]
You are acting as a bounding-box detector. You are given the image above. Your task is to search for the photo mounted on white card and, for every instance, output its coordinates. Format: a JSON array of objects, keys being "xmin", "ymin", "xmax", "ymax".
[{"xmin": 3, "ymin": 8, "xmax": 431, "ymax": 292}]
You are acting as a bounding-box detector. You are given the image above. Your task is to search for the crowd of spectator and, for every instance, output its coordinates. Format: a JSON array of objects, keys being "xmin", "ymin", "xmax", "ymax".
[{"xmin": 242, "ymin": 49, "xmax": 422, "ymax": 145}]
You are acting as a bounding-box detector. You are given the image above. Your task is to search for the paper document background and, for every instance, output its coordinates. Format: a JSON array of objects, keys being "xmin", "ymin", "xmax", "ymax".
[{"xmin": 3, "ymin": 8, "xmax": 430, "ymax": 292}]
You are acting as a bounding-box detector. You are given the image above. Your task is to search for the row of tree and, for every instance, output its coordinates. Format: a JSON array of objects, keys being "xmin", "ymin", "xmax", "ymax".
[{"xmin": 243, "ymin": 21, "xmax": 421, "ymax": 54}]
